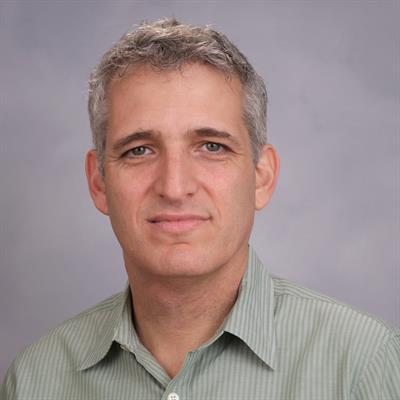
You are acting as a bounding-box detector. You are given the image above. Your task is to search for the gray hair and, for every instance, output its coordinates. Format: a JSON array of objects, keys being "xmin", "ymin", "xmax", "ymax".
[{"xmin": 88, "ymin": 18, "xmax": 267, "ymax": 175}]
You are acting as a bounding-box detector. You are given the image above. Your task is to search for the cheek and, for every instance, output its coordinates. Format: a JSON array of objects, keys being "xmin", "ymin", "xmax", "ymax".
[
  {"xmin": 231, "ymin": 183, "xmax": 256, "ymax": 227},
  {"xmin": 106, "ymin": 168, "xmax": 152, "ymax": 205},
  {"xmin": 207, "ymin": 166, "xmax": 256, "ymax": 221},
  {"xmin": 105, "ymin": 174, "xmax": 145, "ymax": 228}
]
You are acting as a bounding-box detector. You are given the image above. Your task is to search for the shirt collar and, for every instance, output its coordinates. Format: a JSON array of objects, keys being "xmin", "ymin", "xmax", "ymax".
[
  {"xmin": 78, "ymin": 246, "xmax": 276, "ymax": 371},
  {"xmin": 77, "ymin": 283, "xmax": 130, "ymax": 371},
  {"xmin": 222, "ymin": 246, "xmax": 277, "ymax": 370},
  {"xmin": 112, "ymin": 283, "xmax": 143, "ymax": 352}
]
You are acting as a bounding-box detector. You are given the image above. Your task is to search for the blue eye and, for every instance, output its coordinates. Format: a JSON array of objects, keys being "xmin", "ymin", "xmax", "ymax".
[
  {"xmin": 204, "ymin": 142, "xmax": 222, "ymax": 152},
  {"xmin": 126, "ymin": 146, "xmax": 149, "ymax": 156}
]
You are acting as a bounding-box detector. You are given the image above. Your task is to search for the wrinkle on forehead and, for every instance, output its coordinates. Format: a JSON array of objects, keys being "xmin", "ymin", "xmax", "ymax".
[
  {"xmin": 108, "ymin": 62, "xmax": 243, "ymax": 99},
  {"xmin": 105, "ymin": 62, "xmax": 250, "ymax": 156}
]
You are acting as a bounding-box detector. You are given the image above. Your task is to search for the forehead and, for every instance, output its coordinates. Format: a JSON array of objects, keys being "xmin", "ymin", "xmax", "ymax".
[
  {"xmin": 108, "ymin": 62, "xmax": 243, "ymax": 97},
  {"xmin": 106, "ymin": 63, "xmax": 247, "ymax": 138}
]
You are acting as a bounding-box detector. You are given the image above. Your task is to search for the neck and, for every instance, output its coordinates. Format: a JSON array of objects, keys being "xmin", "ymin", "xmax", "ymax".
[{"xmin": 126, "ymin": 247, "xmax": 248, "ymax": 378}]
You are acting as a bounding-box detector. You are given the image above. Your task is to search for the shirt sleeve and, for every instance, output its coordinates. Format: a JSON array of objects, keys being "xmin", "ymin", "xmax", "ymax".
[
  {"xmin": 353, "ymin": 333, "xmax": 400, "ymax": 400},
  {"xmin": 0, "ymin": 363, "xmax": 17, "ymax": 400}
]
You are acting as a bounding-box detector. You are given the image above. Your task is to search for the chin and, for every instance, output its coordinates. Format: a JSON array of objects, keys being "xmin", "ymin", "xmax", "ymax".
[
  {"xmin": 167, "ymin": 246, "xmax": 212, "ymax": 273},
  {"xmin": 145, "ymin": 243, "xmax": 222, "ymax": 278}
]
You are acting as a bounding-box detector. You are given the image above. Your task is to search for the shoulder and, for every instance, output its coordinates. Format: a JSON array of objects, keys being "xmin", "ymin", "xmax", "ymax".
[
  {"xmin": 271, "ymin": 275, "xmax": 399, "ymax": 383},
  {"xmin": 271, "ymin": 275, "xmax": 399, "ymax": 395},
  {"xmin": 1, "ymin": 290, "xmax": 124, "ymax": 389},
  {"xmin": 23, "ymin": 290, "xmax": 122, "ymax": 359},
  {"xmin": 272, "ymin": 275, "xmax": 398, "ymax": 338}
]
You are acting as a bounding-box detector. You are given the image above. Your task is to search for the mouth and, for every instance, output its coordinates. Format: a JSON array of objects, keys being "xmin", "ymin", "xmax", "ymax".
[{"xmin": 148, "ymin": 214, "xmax": 210, "ymax": 233}]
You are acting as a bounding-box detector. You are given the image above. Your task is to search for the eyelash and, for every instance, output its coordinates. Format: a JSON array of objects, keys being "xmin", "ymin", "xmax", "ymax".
[
  {"xmin": 123, "ymin": 146, "xmax": 152, "ymax": 157},
  {"xmin": 201, "ymin": 142, "xmax": 227, "ymax": 152},
  {"xmin": 122, "ymin": 142, "xmax": 229, "ymax": 158}
]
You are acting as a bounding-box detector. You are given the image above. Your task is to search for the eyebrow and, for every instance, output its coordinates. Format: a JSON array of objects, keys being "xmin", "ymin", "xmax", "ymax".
[
  {"xmin": 189, "ymin": 127, "xmax": 240, "ymax": 145},
  {"xmin": 111, "ymin": 130, "xmax": 158, "ymax": 153},
  {"xmin": 111, "ymin": 127, "xmax": 240, "ymax": 153}
]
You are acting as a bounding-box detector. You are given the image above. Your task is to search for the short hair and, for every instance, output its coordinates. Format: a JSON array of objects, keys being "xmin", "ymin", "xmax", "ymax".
[{"xmin": 88, "ymin": 18, "xmax": 267, "ymax": 175}]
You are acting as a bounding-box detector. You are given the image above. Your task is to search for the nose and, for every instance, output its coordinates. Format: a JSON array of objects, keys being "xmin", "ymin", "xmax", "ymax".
[{"xmin": 153, "ymin": 150, "xmax": 198, "ymax": 204}]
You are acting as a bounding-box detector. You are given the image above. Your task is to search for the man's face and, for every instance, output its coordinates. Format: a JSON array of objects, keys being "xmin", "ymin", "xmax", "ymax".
[{"xmin": 87, "ymin": 63, "xmax": 276, "ymax": 279}]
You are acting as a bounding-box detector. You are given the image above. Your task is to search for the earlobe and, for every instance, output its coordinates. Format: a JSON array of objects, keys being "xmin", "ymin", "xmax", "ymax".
[
  {"xmin": 255, "ymin": 144, "xmax": 280, "ymax": 210},
  {"xmin": 85, "ymin": 149, "xmax": 109, "ymax": 215}
]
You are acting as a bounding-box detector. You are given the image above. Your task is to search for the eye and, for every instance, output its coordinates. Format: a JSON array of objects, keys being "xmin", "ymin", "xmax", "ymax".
[
  {"xmin": 203, "ymin": 142, "xmax": 224, "ymax": 152},
  {"xmin": 124, "ymin": 146, "xmax": 151, "ymax": 157}
]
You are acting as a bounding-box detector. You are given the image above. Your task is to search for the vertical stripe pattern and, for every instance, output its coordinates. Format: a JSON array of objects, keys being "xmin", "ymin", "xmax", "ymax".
[{"xmin": 1, "ymin": 246, "xmax": 399, "ymax": 399}]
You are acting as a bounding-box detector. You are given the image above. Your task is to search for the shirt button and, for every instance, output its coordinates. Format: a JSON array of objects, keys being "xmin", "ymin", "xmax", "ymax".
[{"xmin": 167, "ymin": 393, "xmax": 179, "ymax": 400}]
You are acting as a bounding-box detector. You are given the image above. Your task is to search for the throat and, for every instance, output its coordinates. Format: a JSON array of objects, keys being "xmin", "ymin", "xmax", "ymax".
[{"xmin": 131, "ymin": 278, "xmax": 241, "ymax": 378}]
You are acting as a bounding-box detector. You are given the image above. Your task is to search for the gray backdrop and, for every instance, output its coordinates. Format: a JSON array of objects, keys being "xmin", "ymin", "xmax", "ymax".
[{"xmin": 1, "ymin": 0, "xmax": 399, "ymax": 380}]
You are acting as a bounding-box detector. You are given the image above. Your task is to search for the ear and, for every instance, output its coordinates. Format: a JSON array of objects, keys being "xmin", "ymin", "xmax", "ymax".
[
  {"xmin": 255, "ymin": 144, "xmax": 280, "ymax": 210},
  {"xmin": 85, "ymin": 149, "xmax": 109, "ymax": 215}
]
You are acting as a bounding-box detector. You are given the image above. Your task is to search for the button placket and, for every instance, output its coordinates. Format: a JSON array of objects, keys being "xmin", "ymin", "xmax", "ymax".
[
  {"xmin": 162, "ymin": 350, "xmax": 199, "ymax": 400},
  {"xmin": 167, "ymin": 393, "xmax": 179, "ymax": 400}
]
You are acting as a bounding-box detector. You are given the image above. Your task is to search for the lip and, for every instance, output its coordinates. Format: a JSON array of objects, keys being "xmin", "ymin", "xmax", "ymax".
[{"xmin": 147, "ymin": 213, "xmax": 210, "ymax": 233}]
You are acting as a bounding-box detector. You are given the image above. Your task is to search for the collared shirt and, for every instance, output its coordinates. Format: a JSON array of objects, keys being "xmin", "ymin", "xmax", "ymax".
[{"xmin": 1, "ymin": 247, "xmax": 399, "ymax": 400}]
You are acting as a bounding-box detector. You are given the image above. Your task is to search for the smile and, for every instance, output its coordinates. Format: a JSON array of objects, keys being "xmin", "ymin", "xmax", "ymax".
[{"xmin": 148, "ymin": 214, "xmax": 210, "ymax": 233}]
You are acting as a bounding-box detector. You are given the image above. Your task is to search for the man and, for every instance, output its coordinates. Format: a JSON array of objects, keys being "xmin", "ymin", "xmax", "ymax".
[{"xmin": 1, "ymin": 18, "xmax": 399, "ymax": 400}]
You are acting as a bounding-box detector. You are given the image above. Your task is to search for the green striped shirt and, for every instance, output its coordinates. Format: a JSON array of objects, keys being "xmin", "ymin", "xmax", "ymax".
[{"xmin": 1, "ymin": 247, "xmax": 399, "ymax": 399}]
